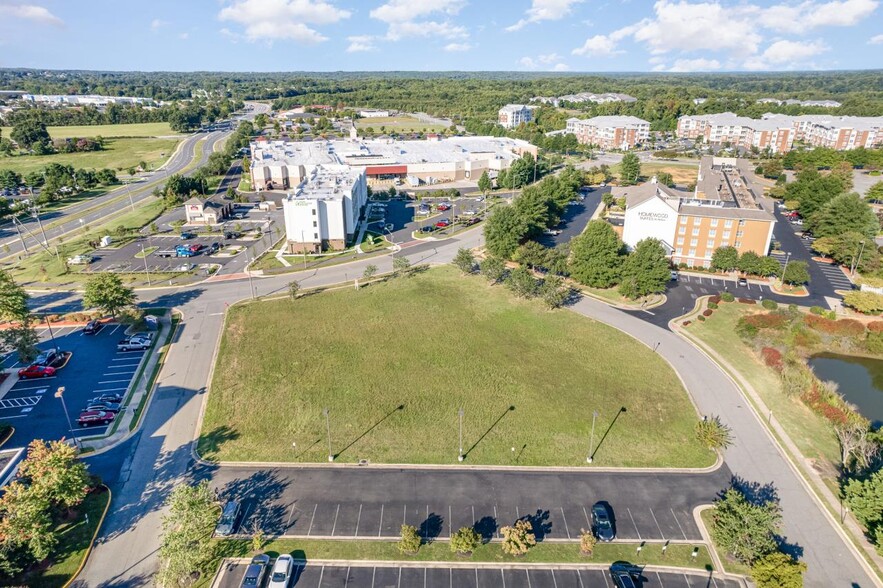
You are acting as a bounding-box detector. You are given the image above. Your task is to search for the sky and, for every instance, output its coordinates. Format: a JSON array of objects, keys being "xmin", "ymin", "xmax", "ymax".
[{"xmin": 0, "ymin": 0, "xmax": 881, "ymax": 72}]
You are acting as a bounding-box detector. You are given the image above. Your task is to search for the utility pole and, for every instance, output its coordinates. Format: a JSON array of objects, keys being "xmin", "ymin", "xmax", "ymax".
[
  {"xmin": 12, "ymin": 217, "xmax": 29, "ymax": 255},
  {"xmin": 124, "ymin": 179, "xmax": 136, "ymax": 212},
  {"xmin": 587, "ymin": 410, "xmax": 599, "ymax": 463},
  {"xmin": 31, "ymin": 204, "xmax": 49, "ymax": 247},
  {"xmin": 323, "ymin": 407, "xmax": 333, "ymax": 462},
  {"xmin": 55, "ymin": 387, "xmax": 79, "ymax": 449},
  {"xmin": 245, "ymin": 248, "xmax": 255, "ymax": 299},
  {"xmin": 458, "ymin": 408, "xmax": 464, "ymax": 462},
  {"xmin": 779, "ymin": 251, "xmax": 791, "ymax": 290},
  {"xmin": 851, "ymin": 240, "xmax": 866, "ymax": 277}
]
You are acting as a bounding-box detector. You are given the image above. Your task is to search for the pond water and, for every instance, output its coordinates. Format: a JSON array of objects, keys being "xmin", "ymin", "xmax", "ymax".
[{"xmin": 809, "ymin": 353, "xmax": 883, "ymax": 427}]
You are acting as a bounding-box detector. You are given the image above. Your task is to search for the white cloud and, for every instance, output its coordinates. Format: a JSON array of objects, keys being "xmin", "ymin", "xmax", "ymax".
[
  {"xmin": 519, "ymin": 54, "xmax": 571, "ymax": 70},
  {"xmin": 802, "ymin": 0, "xmax": 878, "ymax": 27},
  {"xmin": 507, "ymin": 0, "xmax": 584, "ymax": 31},
  {"xmin": 665, "ymin": 57, "xmax": 722, "ymax": 71},
  {"xmin": 444, "ymin": 42, "xmax": 473, "ymax": 51},
  {"xmin": 370, "ymin": 0, "xmax": 466, "ymax": 23},
  {"xmin": 870, "ymin": 33, "xmax": 883, "ymax": 44},
  {"xmin": 178, "ymin": 32, "xmax": 190, "ymax": 40},
  {"xmin": 519, "ymin": 56, "xmax": 539, "ymax": 69},
  {"xmin": 385, "ymin": 20, "xmax": 467, "ymax": 40},
  {"xmin": 552, "ymin": 62, "xmax": 571, "ymax": 71},
  {"xmin": 0, "ymin": 3, "xmax": 63, "ymax": 26},
  {"xmin": 346, "ymin": 35, "xmax": 377, "ymax": 52},
  {"xmin": 537, "ymin": 52, "xmax": 561, "ymax": 63},
  {"xmin": 761, "ymin": 39, "xmax": 828, "ymax": 63},
  {"xmin": 218, "ymin": 0, "xmax": 351, "ymax": 43},
  {"xmin": 151, "ymin": 19, "xmax": 168, "ymax": 31},
  {"xmin": 572, "ymin": 23, "xmax": 637, "ymax": 56}
]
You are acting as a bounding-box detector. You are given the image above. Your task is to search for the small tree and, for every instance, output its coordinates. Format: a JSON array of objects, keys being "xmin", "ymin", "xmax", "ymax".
[
  {"xmin": 398, "ymin": 524, "xmax": 421, "ymax": 554},
  {"xmin": 453, "ymin": 248, "xmax": 476, "ymax": 274},
  {"xmin": 450, "ymin": 526, "xmax": 481, "ymax": 555},
  {"xmin": 393, "ymin": 255, "xmax": 411, "ymax": 277},
  {"xmin": 480, "ymin": 256, "xmax": 506, "ymax": 284},
  {"xmin": 500, "ymin": 519, "xmax": 536, "ymax": 556},
  {"xmin": 619, "ymin": 153, "xmax": 641, "ymax": 186},
  {"xmin": 695, "ymin": 416, "xmax": 734, "ymax": 451},
  {"xmin": 17, "ymin": 439, "xmax": 90, "ymax": 512},
  {"xmin": 618, "ymin": 238, "xmax": 670, "ymax": 299},
  {"xmin": 83, "ymin": 273, "xmax": 135, "ymax": 318},
  {"xmin": 711, "ymin": 246, "xmax": 740, "ymax": 272},
  {"xmin": 1, "ymin": 324, "xmax": 40, "ymax": 364},
  {"xmin": 288, "ymin": 281, "xmax": 300, "ymax": 300},
  {"xmin": 783, "ymin": 260, "xmax": 810, "ymax": 285},
  {"xmin": 363, "ymin": 264, "xmax": 378, "ymax": 280},
  {"xmin": 250, "ymin": 522, "xmax": 266, "ymax": 552},
  {"xmin": 505, "ymin": 266, "xmax": 537, "ymax": 298},
  {"xmin": 477, "ymin": 170, "xmax": 492, "ymax": 196},
  {"xmin": 156, "ymin": 481, "xmax": 220, "ymax": 588},
  {"xmin": 579, "ymin": 528, "xmax": 597, "ymax": 556},
  {"xmin": 711, "ymin": 487, "xmax": 781, "ymax": 566},
  {"xmin": 538, "ymin": 275, "xmax": 568, "ymax": 309},
  {"xmin": 751, "ymin": 552, "xmax": 807, "ymax": 588}
]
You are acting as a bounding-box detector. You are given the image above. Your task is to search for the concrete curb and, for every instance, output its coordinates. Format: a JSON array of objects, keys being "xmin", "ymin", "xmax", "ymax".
[
  {"xmin": 62, "ymin": 484, "xmax": 112, "ymax": 588},
  {"xmin": 692, "ymin": 505, "xmax": 725, "ymax": 573}
]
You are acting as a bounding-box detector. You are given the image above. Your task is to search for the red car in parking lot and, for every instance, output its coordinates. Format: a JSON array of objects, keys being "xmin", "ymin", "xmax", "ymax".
[
  {"xmin": 435, "ymin": 218, "xmax": 451, "ymax": 228},
  {"xmin": 437, "ymin": 203, "xmax": 451, "ymax": 211},
  {"xmin": 77, "ymin": 410, "xmax": 115, "ymax": 427},
  {"xmin": 18, "ymin": 365, "xmax": 56, "ymax": 379}
]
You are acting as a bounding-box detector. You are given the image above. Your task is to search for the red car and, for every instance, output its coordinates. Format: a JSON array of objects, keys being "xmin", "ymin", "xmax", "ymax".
[
  {"xmin": 437, "ymin": 203, "xmax": 451, "ymax": 211},
  {"xmin": 435, "ymin": 219, "xmax": 451, "ymax": 228},
  {"xmin": 77, "ymin": 410, "xmax": 115, "ymax": 427},
  {"xmin": 188, "ymin": 244, "xmax": 203, "ymax": 253},
  {"xmin": 18, "ymin": 364, "xmax": 56, "ymax": 379}
]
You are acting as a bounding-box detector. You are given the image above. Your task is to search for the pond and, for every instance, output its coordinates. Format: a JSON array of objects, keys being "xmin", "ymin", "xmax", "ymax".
[{"xmin": 809, "ymin": 353, "xmax": 883, "ymax": 427}]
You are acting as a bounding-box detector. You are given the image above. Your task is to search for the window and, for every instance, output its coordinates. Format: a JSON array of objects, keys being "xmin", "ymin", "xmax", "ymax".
[
  {"xmin": 680, "ymin": 216, "xmax": 688, "ymax": 224},
  {"xmin": 736, "ymin": 231, "xmax": 744, "ymax": 237},
  {"xmin": 690, "ymin": 238, "xmax": 698, "ymax": 246},
  {"xmin": 679, "ymin": 226, "xmax": 686, "ymax": 235},
  {"xmin": 689, "ymin": 248, "xmax": 697, "ymax": 256},
  {"xmin": 675, "ymin": 248, "xmax": 683, "ymax": 255},
  {"xmin": 314, "ymin": 233, "xmax": 318, "ymax": 240},
  {"xmin": 723, "ymin": 231, "xmax": 731, "ymax": 240},
  {"xmin": 734, "ymin": 241, "xmax": 742, "ymax": 248},
  {"xmin": 708, "ymin": 229, "xmax": 716, "ymax": 237},
  {"xmin": 725, "ymin": 220, "xmax": 733, "ymax": 228},
  {"xmin": 692, "ymin": 228, "xmax": 700, "ymax": 236},
  {"xmin": 738, "ymin": 220, "xmax": 746, "ymax": 226},
  {"xmin": 312, "ymin": 209, "xmax": 317, "ymax": 216},
  {"xmin": 710, "ymin": 219, "xmax": 719, "ymax": 227},
  {"xmin": 677, "ymin": 237, "xmax": 684, "ymax": 245},
  {"xmin": 313, "ymin": 221, "xmax": 317, "ymax": 227},
  {"xmin": 707, "ymin": 240, "xmax": 715, "ymax": 249}
]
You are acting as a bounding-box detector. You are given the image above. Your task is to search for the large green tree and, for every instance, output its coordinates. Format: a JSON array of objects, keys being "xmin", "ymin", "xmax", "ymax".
[
  {"xmin": 484, "ymin": 206, "xmax": 527, "ymax": 259},
  {"xmin": 618, "ymin": 238, "xmax": 670, "ymax": 299},
  {"xmin": 783, "ymin": 260, "xmax": 811, "ymax": 285},
  {"xmin": 711, "ymin": 487, "xmax": 781, "ymax": 566},
  {"xmin": 844, "ymin": 467, "xmax": 883, "ymax": 550},
  {"xmin": 156, "ymin": 481, "xmax": 220, "ymax": 588},
  {"xmin": 83, "ymin": 274, "xmax": 136, "ymax": 318},
  {"xmin": 751, "ymin": 552, "xmax": 806, "ymax": 588},
  {"xmin": 0, "ymin": 271, "xmax": 39, "ymax": 363},
  {"xmin": 619, "ymin": 153, "xmax": 641, "ymax": 186},
  {"xmin": 10, "ymin": 119, "xmax": 50, "ymax": 150},
  {"xmin": 711, "ymin": 246, "xmax": 740, "ymax": 272},
  {"xmin": 17, "ymin": 440, "xmax": 90, "ymax": 512},
  {"xmin": 810, "ymin": 192, "xmax": 879, "ymax": 239},
  {"xmin": 785, "ymin": 168, "xmax": 846, "ymax": 218},
  {"xmin": 568, "ymin": 220, "xmax": 624, "ymax": 288},
  {"xmin": 867, "ymin": 181, "xmax": 883, "ymax": 202}
]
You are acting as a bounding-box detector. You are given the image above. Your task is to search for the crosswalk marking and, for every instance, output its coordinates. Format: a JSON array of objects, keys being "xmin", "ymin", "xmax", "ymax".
[{"xmin": 0, "ymin": 396, "xmax": 41, "ymax": 410}]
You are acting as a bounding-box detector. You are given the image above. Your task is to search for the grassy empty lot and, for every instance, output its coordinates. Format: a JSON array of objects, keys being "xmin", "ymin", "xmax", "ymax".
[
  {"xmin": 0, "ymin": 137, "xmax": 179, "ymax": 176},
  {"xmin": 0, "ymin": 122, "xmax": 174, "ymax": 139},
  {"xmin": 200, "ymin": 266, "xmax": 710, "ymax": 467},
  {"xmin": 355, "ymin": 116, "xmax": 447, "ymax": 134}
]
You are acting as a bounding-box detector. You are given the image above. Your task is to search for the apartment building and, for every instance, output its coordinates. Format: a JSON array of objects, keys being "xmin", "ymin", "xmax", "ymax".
[
  {"xmin": 566, "ymin": 115, "xmax": 650, "ymax": 150},
  {"xmin": 282, "ymin": 165, "xmax": 367, "ymax": 253},
  {"xmin": 677, "ymin": 113, "xmax": 883, "ymax": 152},
  {"xmin": 618, "ymin": 156, "xmax": 774, "ymax": 268},
  {"xmin": 498, "ymin": 104, "xmax": 533, "ymax": 128}
]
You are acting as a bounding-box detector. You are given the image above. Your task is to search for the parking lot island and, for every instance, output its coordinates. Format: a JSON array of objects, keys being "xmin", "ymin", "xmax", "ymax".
[{"xmin": 199, "ymin": 266, "xmax": 712, "ymax": 467}]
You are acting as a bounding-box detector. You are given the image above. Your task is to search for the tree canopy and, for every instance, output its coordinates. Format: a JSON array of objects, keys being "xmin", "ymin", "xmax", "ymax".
[
  {"xmin": 568, "ymin": 220, "xmax": 624, "ymax": 288},
  {"xmin": 618, "ymin": 238, "xmax": 670, "ymax": 299}
]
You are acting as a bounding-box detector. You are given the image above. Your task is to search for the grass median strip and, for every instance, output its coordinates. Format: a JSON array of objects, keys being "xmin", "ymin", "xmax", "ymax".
[{"xmin": 200, "ymin": 265, "xmax": 711, "ymax": 467}]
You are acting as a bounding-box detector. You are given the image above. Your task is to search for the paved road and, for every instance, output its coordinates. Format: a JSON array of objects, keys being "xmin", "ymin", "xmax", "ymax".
[
  {"xmin": 206, "ymin": 465, "xmax": 730, "ymax": 542},
  {"xmin": 0, "ymin": 102, "xmax": 270, "ymax": 262},
  {"xmin": 216, "ymin": 562, "xmax": 744, "ymax": 588}
]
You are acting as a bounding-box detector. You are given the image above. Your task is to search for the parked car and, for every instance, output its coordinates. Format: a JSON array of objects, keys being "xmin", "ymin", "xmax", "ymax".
[
  {"xmin": 464, "ymin": 217, "xmax": 481, "ymax": 226},
  {"xmin": 737, "ymin": 277, "xmax": 748, "ymax": 287},
  {"xmin": 670, "ymin": 270, "xmax": 679, "ymax": 281},
  {"xmin": 118, "ymin": 335, "xmax": 153, "ymax": 352},
  {"xmin": 591, "ymin": 502, "xmax": 616, "ymax": 542},
  {"xmin": 77, "ymin": 410, "xmax": 115, "ymax": 427},
  {"xmin": 435, "ymin": 218, "xmax": 451, "ymax": 228},
  {"xmin": 609, "ymin": 564, "xmax": 638, "ymax": 588},
  {"xmin": 207, "ymin": 242, "xmax": 221, "ymax": 254},
  {"xmin": 224, "ymin": 231, "xmax": 241, "ymax": 240},
  {"xmin": 89, "ymin": 394, "xmax": 124, "ymax": 405},
  {"xmin": 180, "ymin": 232, "xmax": 196, "ymax": 240},
  {"xmin": 268, "ymin": 554, "xmax": 294, "ymax": 588},
  {"xmin": 34, "ymin": 348, "xmax": 60, "ymax": 367},
  {"xmin": 239, "ymin": 554, "xmax": 270, "ymax": 587},
  {"xmin": 791, "ymin": 218, "xmax": 803, "ymax": 226},
  {"xmin": 83, "ymin": 320, "xmax": 103, "ymax": 335},
  {"xmin": 67, "ymin": 254, "xmax": 94, "ymax": 265},
  {"xmin": 215, "ymin": 500, "xmax": 241, "ymax": 537},
  {"xmin": 420, "ymin": 226, "xmax": 435, "ymax": 233},
  {"xmin": 543, "ymin": 229, "xmax": 562, "ymax": 236},
  {"xmin": 155, "ymin": 250, "xmax": 177, "ymax": 258},
  {"xmin": 437, "ymin": 203, "xmax": 451, "ymax": 211},
  {"xmin": 85, "ymin": 401, "xmax": 122, "ymax": 413},
  {"xmin": 18, "ymin": 364, "xmax": 56, "ymax": 379}
]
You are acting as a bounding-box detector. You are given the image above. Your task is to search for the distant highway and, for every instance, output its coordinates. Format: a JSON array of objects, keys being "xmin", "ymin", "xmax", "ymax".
[{"xmin": 0, "ymin": 101, "xmax": 270, "ymax": 261}]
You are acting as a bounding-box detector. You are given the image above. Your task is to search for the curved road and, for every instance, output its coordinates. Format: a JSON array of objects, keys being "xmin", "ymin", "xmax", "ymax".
[
  {"xmin": 0, "ymin": 102, "xmax": 270, "ymax": 261},
  {"xmin": 26, "ymin": 225, "xmax": 873, "ymax": 587}
]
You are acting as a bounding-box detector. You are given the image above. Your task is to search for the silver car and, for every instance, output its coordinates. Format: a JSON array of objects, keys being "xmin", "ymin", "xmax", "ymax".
[{"xmin": 268, "ymin": 554, "xmax": 294, "ymax": 588}]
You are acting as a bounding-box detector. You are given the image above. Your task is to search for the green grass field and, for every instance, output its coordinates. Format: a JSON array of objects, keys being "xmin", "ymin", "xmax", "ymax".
[
  {"xmin": 0, "ymin": 122, "xmax": 174, "ymax": 139},
  {"xmin": 199, "ymin": 266, "xmax": 710, "ymax": 467},
  {"xmin": 355, "ymin": 116, "xmax": 447, "ymax": 134},
  {"xmin": 0, "ymin": 137, "xmax": 179, "ymax": 176}
]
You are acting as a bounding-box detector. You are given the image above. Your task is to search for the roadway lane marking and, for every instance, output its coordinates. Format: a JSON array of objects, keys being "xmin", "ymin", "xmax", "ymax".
[
  {"xmin": 649, "ymin": 508, "xmax": 665, "ymax": 539},
  {"xmin": 671, "ymin": 508, "xmax": 688, "ymax": 540},
  {"xmin": 627, "ymin": 507, "xmax": 641, "ymax": 541},
  {"xmin": 560, "ymin": 507, "xmax": 571, "ymax": 539},
  {"xmin": 307, "ymin": 504, "xmax": 317, "ymax": 536},
  {"xmin": 372, "ymin": 567, "xmax": 377, "ymax": 588},
  {"xmin": 354, "ymin": 504, "xmax": 362, "ymax": 537},
  {"xmin": 378, "ymin": 504, "xmax": 384, "ymax": 537}
]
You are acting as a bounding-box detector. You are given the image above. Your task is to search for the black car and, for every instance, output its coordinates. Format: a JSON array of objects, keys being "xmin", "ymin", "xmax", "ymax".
[
  {"xmin": 33, "ymin": 348, "xmax": 60, "ymax": 367},
  {"xmin": 215, "ymin": 500, "xmax": 241, "ymax": 537},
  {"xmin": 85, "ymin": 402, "xmax": 122, "ymax": 414},
  {"xmin": 208, "ymin": 242, "xmax": 221, "ymax": 254},
  {"xmin": 224, "ymin": 231, "xmax": 241, "ymax": 240},
  {"xmin": 180, "ymin": 232, "xmax": 196, "ymax": 240},
  {"xmin": 609, "ymin": 564, "xmax": 638, "ymax": 588},
  {"xmin": 83, "ymin": 320, "xmax": 103, "ymax": 335},
  {"xmin": 591, "ymin": 502, "xmax": 615, "ymax": 542},
  {"xmin": 737, "ymin": 277, "xmax": 748, "ymax": 287},
  {"xmin": 239, "ymin": 554, "xmax": 270, "ymax": 587}
]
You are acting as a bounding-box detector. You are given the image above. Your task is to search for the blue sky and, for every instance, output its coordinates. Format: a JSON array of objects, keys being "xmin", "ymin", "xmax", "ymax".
[{"xmin": 0, "ymin": 0, "xmax": 881, "ymax": 72}]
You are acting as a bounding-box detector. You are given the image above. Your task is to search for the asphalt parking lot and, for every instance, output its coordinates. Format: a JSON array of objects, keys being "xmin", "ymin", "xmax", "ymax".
[
  {"xmin": 0, "ymin": 323, "xmax": 148, "ymax": 447},
  {"xmin": 537, "ymin": 187, "xmax": 607, "ymax": 248},
  {"xmin": 216, "ymin": 561, "xmax": 742, "ymax": 588},
  {"xmin": 209, "ymin": 466, "xmax": 730, "ymax": 542},
  {"xmin": 367, "ymin": 196, "xmax": 487, "ymax": 244}
]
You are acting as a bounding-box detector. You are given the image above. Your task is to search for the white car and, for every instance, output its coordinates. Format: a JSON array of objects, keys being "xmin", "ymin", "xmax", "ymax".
[
  {"xmin": 543, "ymin": 229, "xmax": 562, "ymax": 236},
  {"xmin": 117, "ymin": 334, "xmax": 153, "ymax": 352},
  {"xmin": 268, "ymin": 554, "xmax": 294, "ymax": 588}
]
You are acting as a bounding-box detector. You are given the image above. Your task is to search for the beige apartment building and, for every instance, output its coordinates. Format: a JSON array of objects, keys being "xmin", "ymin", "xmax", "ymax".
[{"xmin": 565, "ymin": 115, "xmax": 650, "ymax": 150}]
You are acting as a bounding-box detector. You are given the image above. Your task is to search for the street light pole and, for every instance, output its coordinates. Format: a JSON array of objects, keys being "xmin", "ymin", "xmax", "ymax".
[
  {"xmin": 301, "ymin": 230, "xmax": 308, "ymax": 270},
  {"xmin": 44, "ymin": 315, "xmax": 57, "ymax": 349},
  {"xmin": 851, "ymin": 240, "xmax": 866, "ymax": 277},
  {"xmin": 587, "ymin": 410, "xmax": 599, "ymax": 463},
  {"xmin": 245, "ymin": 248, "xmax": 255, "ymax": 299},
  {"xmin": 323, "ymin": 407, "xmax": 334, "ymax": 462},
  {"xmin": 31, "ymin": 205, "xmax": 49, "ymax": 247},
  {"xmin": 54, "ymin": 387, "xmax": 79, "ymax": 449},
  {"xmin": 140, "ymin": 244, "xmax": 152, "ymax": 286},
  {"xmin": 779, "ymin": 251, "xmax": 791, "ymax": 290},
  {"xmin": 458, "ymin": 408, "xmax": 464, "ymax": 462}
]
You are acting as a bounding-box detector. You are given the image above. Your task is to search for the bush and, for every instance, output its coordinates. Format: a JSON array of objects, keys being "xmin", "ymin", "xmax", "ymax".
[
  {"xmin": 843, "ymin": 291, "xmax": 883, "ymax": 315},
  {"xmin": 781, "ymin": 360, "xmax": 814, "ymax": 397},
  {"xmin": 801, "ymin": 382, "xmax": 851, "ymax": 424},
  {"xmin": 810, "ymin": 305, "xmax": 827, "ymax": 315},
  {"xmin": 761, "ymin": 299, "xmax": 778, "ymax": 310},
  {"xmin": 703, "ymin": 309, "xmax": 713, "ymax": 317},
  {"xmin": 788, "ymin": 304, "xmax": 798, "ymax": 313},
  {"xmin": 761, "ymin": 347, "xmax": 784, "ymax": 371},
  {"xmin": 500, "ymin": 520, "xmax": 536, "ymax": 556},
  {"xmin": 450, "ymin": 527, "xmax": 481, "ymax": 555},
  {"xmin": 708, "ymin": 302, "xmax": 719, "ymax": 310},
  {"xmin": 868, "ymin": 321, "xmax": 883, "ymax": 333},
  {"xmin": 398, "ymin": 524, "xmax": 421, "ymax": 554},
  {"xmin": 682, "ymin": 321, "xmax": 692, "ymax": 327},
  {"xmin": 804, "ymin": 314, "xmax": 866, "ymax": 337},
  {"xmin": 708, "ymin": 295, "xmax": 722, "ymax": 305},
  {"xmin": 720, "ymin": 292, "xmax": 735, "ymax": 302},
  {"xmin": 579, "ymin": 529, "xmax": 597, "ymax": 556},
  {"xmin": 695, "ymin": 415, "xmax": 733, "ymax": 450},
  {"xmin": 697, "ymin": 315, "xmax": 706, "ymax": 322},
  {"xmin": 866, "ymin": 332, "xmax": 883, "ymax": 354},
  {"xmin": 738, "ymin": 297, "xmax": 757, "ymax": 305}
]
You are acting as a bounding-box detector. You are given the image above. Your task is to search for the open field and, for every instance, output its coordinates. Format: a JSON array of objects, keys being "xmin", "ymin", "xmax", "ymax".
[
  {"xmin": 610, "ymin": 161, "xmax": 699, "ymax": 186},
  {"xmin": 0, "ymin": 137, "xmax": 179, "ymax": 176},
  {"xmin": 199, "ymin": 266, "xmax": 711, "ymax": 466},
  {"xmin": 355, "ymin": 116, "xmax": 447, "ymax": 134},
  {"xmin": 685, "ymin": 303, "xmax": 840, "ymax": 467},
  {"xmin": 0, "ymin": 122, "xmax": 175, "ymax": 139}
]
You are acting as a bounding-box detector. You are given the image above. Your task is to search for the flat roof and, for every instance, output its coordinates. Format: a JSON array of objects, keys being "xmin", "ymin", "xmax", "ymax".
[{"xmin": 288, "ymin": 164, "xmax": 364, "ymax": 202}]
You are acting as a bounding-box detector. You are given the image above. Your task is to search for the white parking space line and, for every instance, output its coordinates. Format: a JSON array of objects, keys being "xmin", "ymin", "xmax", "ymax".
[
  {"xmin": 671, "ymin": 508, "xmax": 688, "ymax": 540},
  {"xmin": 582, "ymin": 506, "xmax": 591, "ymax": 528},
  {"xmin": 378, "ymin": 504, "xmax": 384, "ymax": 537},
  {"xmin": 307, "ymin": 504, "xmax": 317, "ymax": 536},
  {"xmin": 98, "ymin": 379, "xmax": 133, "ymax": 384},
  {"xmin": 354, "ymin": 504, "xmax": 362, "ymax": 537},
  {"xmin": 576, "ymin": 569, "xmax": 585, "ymax": 588},
  {"xmin": 12, "ymin": 384, "xmax": 54, "ymax": 392},
  {"xmin": 560, "ymin": 507, "xmax": 571, "ymax": 539},
  {"xmin": 286, "ymin": 504, "xmax": 296, "ymax": 528},
  {"xmin": 112, "ymin": 357, "xmax": 142, "ymax": 362},
  {"xmin": 626, "ymin": 507, "xmax": 641, "ymax": 541},
  {"xmin": 649, "ymin": 508, "xmax": 665, "ymax": 539},
  {"xmin": 93, "ymin": 387, "xmax": 128, "ymax": 394},
  {"xmin": 108, "ymin": 325, "xmax": 121, "ymax": 335}
]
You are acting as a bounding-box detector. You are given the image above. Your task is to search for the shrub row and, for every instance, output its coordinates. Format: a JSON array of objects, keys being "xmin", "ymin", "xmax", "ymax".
[
  {"xmin": 738, "ymin": 298, "xmax": 757, "ymax": 305},
  {"xmin": 804, "ymin": 314, "xmax": 866, "ymax": 337},
  {"xmin": 761, "ymin": 347, "xmax": 784, "ymax": 372}
]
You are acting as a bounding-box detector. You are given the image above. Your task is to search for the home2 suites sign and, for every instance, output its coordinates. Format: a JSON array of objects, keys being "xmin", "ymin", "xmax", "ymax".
[{"xmin": 637, "ymin": 211, "xmax": 670, "ymax": 221}]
